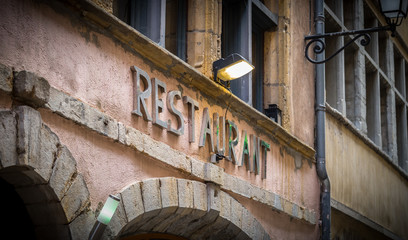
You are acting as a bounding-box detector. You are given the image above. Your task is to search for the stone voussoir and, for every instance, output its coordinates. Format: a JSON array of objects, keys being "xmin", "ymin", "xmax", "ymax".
[
  {"xmin": 61, "ymin": 174, "xmax": 90, "ymax": 223},
  {"xmin": 15, "ymin": 105, "xmax": 43, "ymax": 167},
  {"xmin": 120, "ymin": 181, "xmax": 145, "ymax": 222},
  {"xmin": 37, "ymin": 124, "xmax": 60, "ymax": 182},
  {"xmin": 49, "ymin": 145, "xmax": 78, "ymax": 201},
  {"xmin": 0, "ymin": 110, "xmax": 18, "ymax": 168}
]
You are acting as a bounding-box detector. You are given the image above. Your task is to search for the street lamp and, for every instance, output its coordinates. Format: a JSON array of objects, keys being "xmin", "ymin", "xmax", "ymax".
[
  {"xmin": 213, "ymin": 53, "xmax": 254, "ymax": 88},
  {"xmin": 89, "ymin": 195, "xmax": 121, "ymax": 240},
  {"xmin": 305, "ymin": 0, "xmax": 408, "ymax": 64}
]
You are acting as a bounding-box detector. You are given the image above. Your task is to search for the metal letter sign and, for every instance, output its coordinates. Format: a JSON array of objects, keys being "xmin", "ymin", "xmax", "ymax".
[{"xmin": 131, "ymin": 65, "xmax": 271, "ymax": 178}]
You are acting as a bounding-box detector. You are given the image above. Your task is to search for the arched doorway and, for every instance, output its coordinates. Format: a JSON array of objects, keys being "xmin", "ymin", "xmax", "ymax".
[
  {"xmin": 0, "ymin": 106, "xmax": 91, "ymax": 239},
  {"xmin": 108, "ymin": 177, "xmax": 270, "ymax": 240}
]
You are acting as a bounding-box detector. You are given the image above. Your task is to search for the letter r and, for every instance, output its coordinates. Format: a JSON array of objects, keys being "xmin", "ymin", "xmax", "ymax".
[{"xmin": 131, "ymin": 66, "xmax": 152, "ymax": 121}]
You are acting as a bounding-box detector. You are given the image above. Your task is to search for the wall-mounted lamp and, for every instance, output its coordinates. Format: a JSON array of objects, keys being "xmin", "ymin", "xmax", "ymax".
[
  {"xmin": 305, "ymin": 0, "xmax": 408, "ymax": 64},
  {"xmin": 89, "ymin": 195, "xmax": 121, "ymax": 240},
  {"xmin": 264, "ymin": 104, "xmax": 282, "ymax": 125},
  {"xmin": 213, "ymin": 53, "xmax": 254, "ymax": 88}
]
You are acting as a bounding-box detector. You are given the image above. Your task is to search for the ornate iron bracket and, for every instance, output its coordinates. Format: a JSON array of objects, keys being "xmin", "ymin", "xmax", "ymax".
[{"xmin": 304, "ymin": 25, "xmax": 393, "ymax": 64}]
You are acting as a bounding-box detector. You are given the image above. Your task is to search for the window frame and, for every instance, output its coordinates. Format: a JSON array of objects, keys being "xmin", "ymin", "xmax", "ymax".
[{"xmin": 221, "ymin": 0, "xmax": 277, "ymax": 112}]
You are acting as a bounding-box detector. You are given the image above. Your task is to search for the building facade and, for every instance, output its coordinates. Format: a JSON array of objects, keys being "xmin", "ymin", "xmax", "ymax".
[
  {"xmin": 0, "ymin": 0, "xmax": 318, "ymax": 239},
  {"xmin": 0, "ymin": 0, "xmax": 407, "ymax": 239},
  {"xmin": 323, "ymin": 0, "xmax": 408, "ymax": 239}
]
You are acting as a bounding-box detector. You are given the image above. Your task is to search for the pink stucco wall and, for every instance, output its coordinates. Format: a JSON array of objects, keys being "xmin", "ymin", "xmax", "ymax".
[{"xmin": 0, "ymin": 0, "xmax": 319, "ymax": 238}]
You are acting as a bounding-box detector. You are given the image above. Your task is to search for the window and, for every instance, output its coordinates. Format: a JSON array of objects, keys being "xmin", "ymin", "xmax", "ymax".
[
  {"xmin": 114, "ymin": 0, "xmax": 187, "ymax": 60},
  {"xmin": 222, "ymin": 0, "xmax": 277, "ymax": 112},
  {"xmin": 324, "ymin": 0, "xmax": 408, "ymax": 170}
]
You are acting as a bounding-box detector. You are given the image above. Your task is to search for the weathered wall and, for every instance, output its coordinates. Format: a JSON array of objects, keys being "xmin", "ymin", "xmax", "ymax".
[
  {"xmin": 289, "ymin": 0, "xmax": 315, "ymax": 147},
  {"xmin": 326, "ymin": 114, "xmax": 408, "ymax": 239}
]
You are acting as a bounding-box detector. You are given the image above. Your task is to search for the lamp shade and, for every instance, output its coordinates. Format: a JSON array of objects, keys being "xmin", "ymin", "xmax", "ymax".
[
  {"xmin": 379, "ymin": 0, "xmax": 408, "ymax": 19},
  {"xmin": 213, "ymin": 53, "xmax": 254, "ymax": 81},
  {"xmin": 97, "ymin": 195, "xmax": 120, "ymax": 225}
]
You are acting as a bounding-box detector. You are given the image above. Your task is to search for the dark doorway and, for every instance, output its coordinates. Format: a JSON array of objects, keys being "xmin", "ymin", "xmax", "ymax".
[{"xmin": 0, "ymin": 177, "xmax": 36, "ymax": 239}]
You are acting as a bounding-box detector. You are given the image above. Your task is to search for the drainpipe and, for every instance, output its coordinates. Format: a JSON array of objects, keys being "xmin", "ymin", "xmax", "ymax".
[{"xmin": 314, "ymin": 0, "xmax": 331, "ymax": 239}]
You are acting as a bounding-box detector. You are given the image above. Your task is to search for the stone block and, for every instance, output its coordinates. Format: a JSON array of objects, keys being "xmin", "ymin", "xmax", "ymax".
[
  {"xmin": 263, "ymin": 190, "xmax": 275, "ymax": 207},
  {"xmin": 117, "ymin": 122, "xmax": 126, "ymax": 144},
  {"xmin": 47, "ymin": 87, "xmax": 118, "ymax": 140},
  {"xmin": 69, "ymin": 210, "xmax": 96, "ymax": 240},
  {"xmin": 49, "ymin": 146, "xmax": 78, "ymax": 201},
  {"xmin": 36, "ymin": 125, "xmax": 59, "ymax": 182},
  {"xmin": 0, "ymin": 63, "xmax": 13, "ymax": 93},
  {"xmin": 125, "ymin": 126, "xmax": 145, "ymax": 152},
  {"xmin": 304, "ymin": 209, "xmax": 316, "ymax": 225},
  {"xmin": 230, "ymin": 197, "xmax": 243, "ymax": 230},
  {"xmin": 144, "ymin": 139, "xmax": 191, "ymax": 174},
  {"xmin": 61, "ymin": 174, "xmax": 90, "ymax": 222},
  {"xmin": 192, "ymin": 181, "xmax": 207, "ymax": 212},
  {"xmin": 177, "ymin": 178, "xmax": 193, "ymax": 210},
  {"xmin": 187, "ymin": 0, "xmax": 206, "ymax": 31},
  {"xmin": 84, "ymin": 105, "xmax": 118, "ymax": 140},
  {"xmin": 160, "ymin": 177, "xmax": 178, "ymax": 209},
  {"xmin": 120, "ymin": 182, "xmax": 144, "ymax": 222},
  {"xmin": 190, "ymin": 157, "xmax": 205, "ymax": 179},
  {"xmin": 206, "ymin": 183, "xmax": 220, "ymax": 213},
  {"xmin": 13, "ymin": 71, "xmax": 50, "ymax": 107},
  {"xmin": 283, "ymin": 199, "xmax": 293, "ymax": 216},
  {"xmin": 273, "ymin": 194, "xmax": 283, "ymax": 211},
  {"xmin": 15, "ymin": 106, "xmax": 42, "ymax": 166},
  {"xmin": 203, "ymin": 162, "xmax": 224, "ymax": 185},
  {"xmin": 236, "ymin": 178, "xmax": 251, "ymax": 198},
  {"xmin": 252, "ymin": 219, "xmax": 266, "ymax": 240},
  {"xmin": 292, "ymin": 204, "xmax": 300, "ymax": 219},
  {"xmin": 241, "ymin": 208, "xmax": 256, "ymax": 239},
  {"xmin": 187, "ymin": 31, "xmax": 205, "ymax": 69},
  {"xmin": 47, "ymin": 88, "xmax": 85, "ymax": 123},
  {"xmin": 250, "ymin": 185, "xmax": 263, "ymax": 202},
  {"xmin": 218, "ymin": 191, "xmax": 231, "ymax": 221},
  {"xmin": 141, "ymin": 178, "xmax": 162, "ymax": 213},
  {"xmin": 129, "ymin": 179, "xmax": 163, "ymax": 233},
  {"xmin": 0, "ymin": 110, "xmax": 17, "ymax": 168}
]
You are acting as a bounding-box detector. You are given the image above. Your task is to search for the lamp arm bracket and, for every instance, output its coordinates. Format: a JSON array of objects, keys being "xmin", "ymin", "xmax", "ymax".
[{"xmin": 304, "ymin": 25, "xmax": 392, "ymax": 64}]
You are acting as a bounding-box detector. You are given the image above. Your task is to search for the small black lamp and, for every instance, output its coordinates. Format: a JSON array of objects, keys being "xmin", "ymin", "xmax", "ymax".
[
  {"xmin": 264, "ymin": 104, "xmax": 282, "ymax": 125},
  {"xmin": 213, "ymin": 53, "xmax": 254, "ymax": 88}
]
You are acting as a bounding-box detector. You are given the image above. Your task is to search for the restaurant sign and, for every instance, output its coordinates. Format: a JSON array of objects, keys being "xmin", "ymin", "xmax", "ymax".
[{"xmin": 131, "ymin": 66, "xmax": 270, "ymax": 179}]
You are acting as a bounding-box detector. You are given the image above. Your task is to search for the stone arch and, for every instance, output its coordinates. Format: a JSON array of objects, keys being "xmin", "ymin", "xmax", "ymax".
[
  {"xmin": 0, "ymin": 106, "xmax": 90, "ymax": 239},
  {"xmin": 108, "ymin": 177, "xmax": 271, "ymax": 240}
]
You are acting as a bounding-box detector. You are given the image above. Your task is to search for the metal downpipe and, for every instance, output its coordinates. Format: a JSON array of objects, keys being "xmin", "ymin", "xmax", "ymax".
[{"xmin": 314, "ymin": 0, "xmax": 331, "ymax": 239}]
